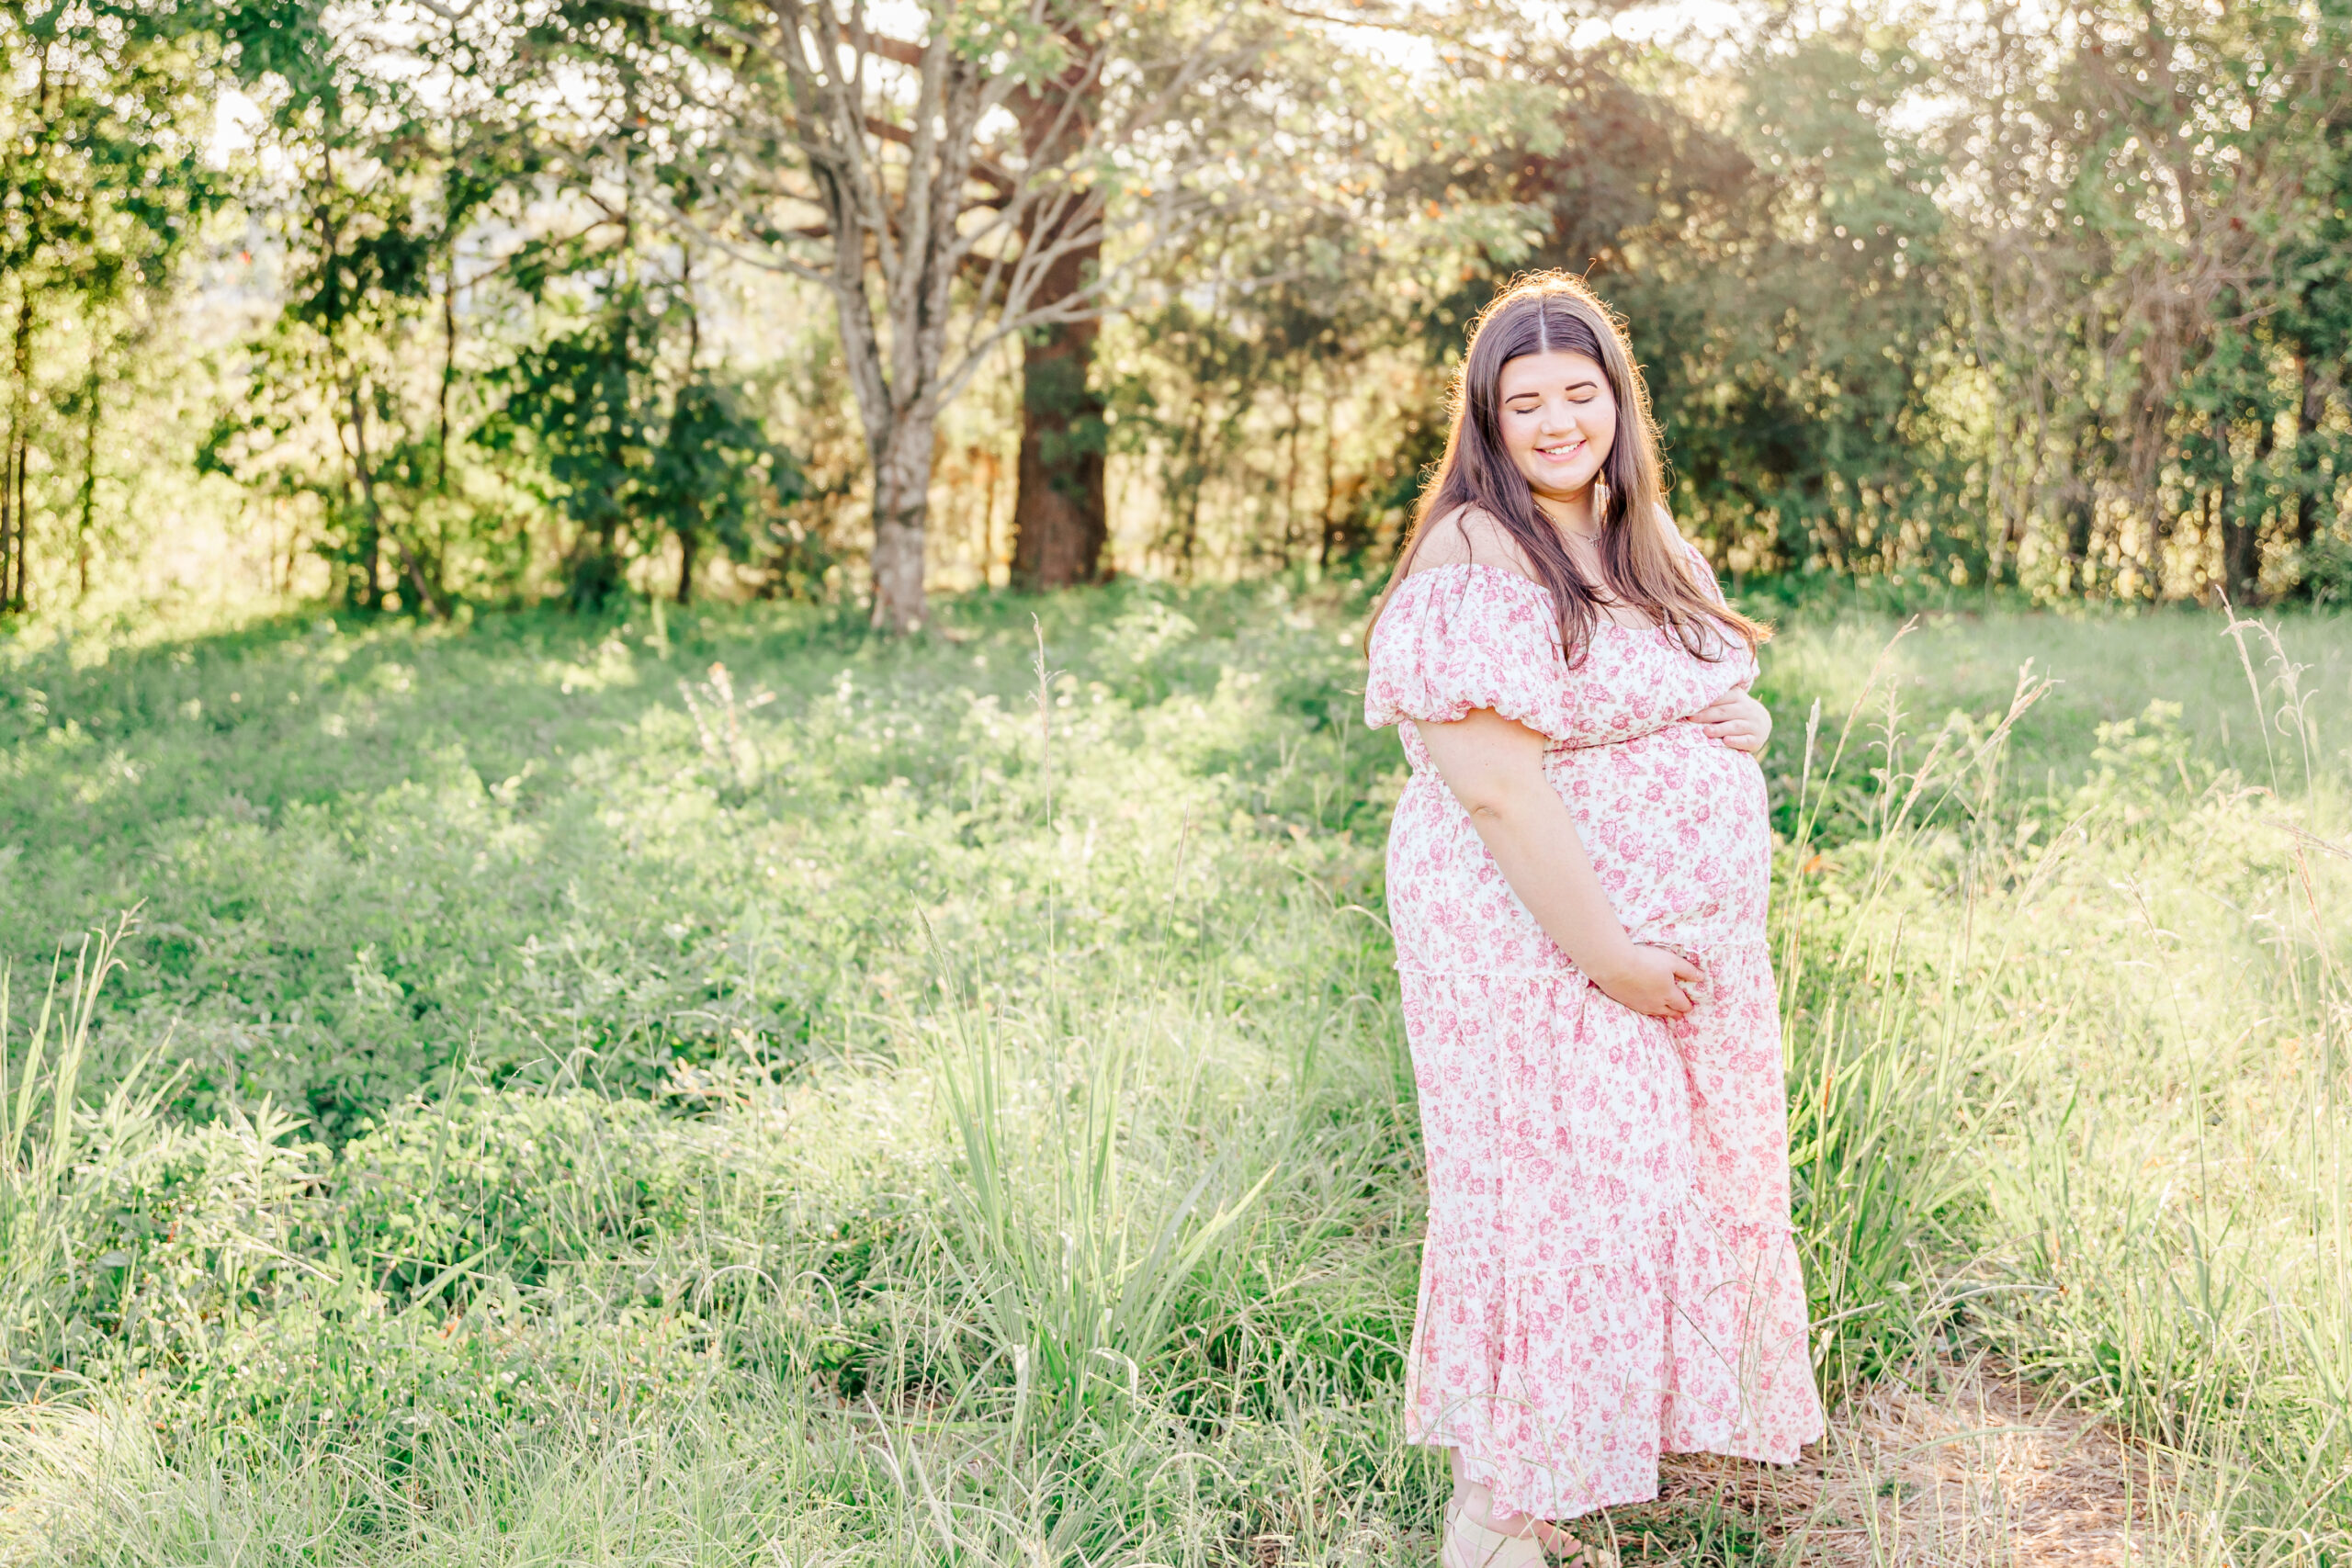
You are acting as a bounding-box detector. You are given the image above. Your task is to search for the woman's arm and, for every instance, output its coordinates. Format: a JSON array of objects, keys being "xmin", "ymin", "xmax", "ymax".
[{"xmin": 1414, "ymin": 709, "xmax": 1700, "ymax": 1018}]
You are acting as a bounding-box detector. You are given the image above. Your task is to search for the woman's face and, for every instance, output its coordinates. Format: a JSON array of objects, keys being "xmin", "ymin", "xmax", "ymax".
[{"xmin": 1495, "ymin": 350, "xmax": 1617, "ymax": 512}]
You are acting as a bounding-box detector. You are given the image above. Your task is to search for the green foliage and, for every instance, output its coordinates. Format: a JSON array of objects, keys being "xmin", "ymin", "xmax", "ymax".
[
  {"xmin": 1930, "ymin": 0, "xmax": 2352, "ymax": 602},
  {"xmin": 17, "ymin": 0, "xmax": 2352, "ymax": 619},
  {"xmin": 194, "ymin": 0, "xmax": 508, "ymax": 617},
  {"xmin": 1093, "ymin": 1, "xmax": 2351, "ymax": 600},
  {"xmin": 481, "ymin": 295, "xmax": 801, "ymax": 611},
  {"xmin": 0, "ymin": 585, "xmax": 1399, "ymax": 1138},
  {"xmin": 2292, "ymin": 531, "xmax": 2352, "ymax": 609},
  {"xmin": 172, "ymin": 0, "xmax": 825, "ymax": 620},
  {"xmin": 0, "ymin": 0, "xmax": 221, "ymax": 615},
  {"xmin": 337, "ymin": 1083, "xmax": 691, "ymax": 1303},
  {"xmin": 1419, "ymin": 23, "xmax": 1957, "ymax": 579},
  {"xmin": 651, "ymin": 377, "xmax": 808, "ymax": 596},
  {"xmin": 3, "ymin": 591, "xmax": 2349, "ymax": 1562}
]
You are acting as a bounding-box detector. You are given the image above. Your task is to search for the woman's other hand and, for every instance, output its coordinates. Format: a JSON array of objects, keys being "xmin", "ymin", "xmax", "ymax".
[
  {"xmin": 1588, "ymin": 942, "xmax": 1701, "ymax": 1018},
  {"xmin": 1694, "ymin": 690, "xmax": 1771, "ymax": 753}
]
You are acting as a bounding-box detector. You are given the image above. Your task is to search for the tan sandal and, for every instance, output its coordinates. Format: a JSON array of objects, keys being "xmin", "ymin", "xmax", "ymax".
[
  {"xmin": 1530, "ymin": 1520, "xmax": 1618, "ymax": 1568},
  {"xmin": 1441, "ymin": 1495, "xmax": 1546, "ymax": 1568}
]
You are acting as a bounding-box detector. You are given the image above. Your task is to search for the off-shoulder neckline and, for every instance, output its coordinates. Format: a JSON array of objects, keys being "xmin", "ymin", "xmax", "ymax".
[
  {"xmin": 1396, "ymin": 560, "xmax": 1655, "ymax": 632},
  {"xmin": 1399, "ymin": 559, "xmax": 1548, "ymax": 592}
]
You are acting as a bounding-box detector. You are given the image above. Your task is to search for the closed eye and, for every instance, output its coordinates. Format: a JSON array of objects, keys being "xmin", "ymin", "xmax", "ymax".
[{"xmin": 1505, "ymin": 382, "xmax": 1602, "ymax": 407}]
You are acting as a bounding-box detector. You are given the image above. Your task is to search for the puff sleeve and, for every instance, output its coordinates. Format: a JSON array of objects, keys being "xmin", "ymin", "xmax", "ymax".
[{"xmin": 1363, "ymin": 563, "xmax": 1574, "ymax": 740}]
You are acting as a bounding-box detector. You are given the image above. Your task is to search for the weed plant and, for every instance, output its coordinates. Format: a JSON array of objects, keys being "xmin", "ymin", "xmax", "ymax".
[{"xmin": 0, "ymin": 584, "xmax": 2346, "ymax": 1563}]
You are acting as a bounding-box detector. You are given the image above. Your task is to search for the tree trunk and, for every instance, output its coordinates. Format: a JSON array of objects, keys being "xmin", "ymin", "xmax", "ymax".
[
  {"xmin": 677, "ymin": 263, "xmax": 702, "ymax": 610},
  {"xmin": 1010, "ymin": 291, "xmax": 1107, "ymax": 589},
  {"xmin": 0, "ymin": 435, "xmax": 14, "ymax": 616},
  {"xmin": 870, "ymin": 412, "xmax": 935, "ymax": 632},
  {"xmin": 2063, "ymin": 489, "xmax": 2095, "ymax": 577},
  {"xmin": 352, "ymin": 485, "xmax": 380, "ymax": 608},
  {"xmin": 2292, "ymin": 355, "xmax": 2326, "ymax": 549},
  {"xmin": 345, "ymin": 378, "xmax": 445, "ymax": 619},
  {"xmin": 2221, "ymin": 415, "xmax": 2259, "ymax": 605},
  {"xmin": 1280, "ymin": 376, "xmax": 1304, "ymax": 566},
  {"xmin": 3, "ymin": 294, "xmax": 31, "ymax": 613},
  {"xmin": 3, "ymin": 434, "xmax": 21, "ymax": 614},
  {"xmin": 77, "ymin": 364, "xmax": 98, "ymax": 602},
  {"xmin": 9, "ymin": 432, "xmax": 21, "ymax": 614},
  {"xmin": 1174, "ymin": 396, "xmax": 1206, "ymax": 577},
  {"xmin": 1317, "ymin": 378, "xmax": 1356, "ymax": 569},
  {"xmin": 833, "ymin": 291, "xmax": 937, "ymax": 631},
  {"xmin": 341, "ymin": 377, "xmax": 383, "ymax": 612},
  {"xmin": 436, "ymin": 257, "xmax": 458, "ymax": 494},
  {"xmin": 2059, "ymin": 421, "xmax": 2096, "ymax": 578},
  {"xmin": 1008, "ymin": 37, "xmax": 1107, "ymax": 592}
]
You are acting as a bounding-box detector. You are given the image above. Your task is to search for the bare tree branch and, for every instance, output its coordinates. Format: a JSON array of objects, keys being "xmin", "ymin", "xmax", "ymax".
[{"xmin": 586, "ymin": 0, "xmax": 1292, "ymax": 625}]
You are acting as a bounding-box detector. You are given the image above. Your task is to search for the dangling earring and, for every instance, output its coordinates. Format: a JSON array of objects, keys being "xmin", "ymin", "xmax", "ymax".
[{"xmin": 1592, "ymin": 475, "xmax": 1612, "ymax": 530}]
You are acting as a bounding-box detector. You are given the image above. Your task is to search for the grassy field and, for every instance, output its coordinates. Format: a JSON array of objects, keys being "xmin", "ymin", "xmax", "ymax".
[{"xmin": 0, "ymin": 582, "xmax": 2346, "ymax": 1565}]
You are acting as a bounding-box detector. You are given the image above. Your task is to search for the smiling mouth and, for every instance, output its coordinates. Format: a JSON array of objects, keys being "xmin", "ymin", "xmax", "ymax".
[{"xmin": 1534, "ymin": 438, "xmax": 1586, "ymax": 462}]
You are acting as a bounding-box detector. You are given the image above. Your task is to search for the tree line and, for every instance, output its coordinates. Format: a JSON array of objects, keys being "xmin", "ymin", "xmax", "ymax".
[{"xmin": 3, "ymin": 0, "xmax": 2346, "ymax": 629}]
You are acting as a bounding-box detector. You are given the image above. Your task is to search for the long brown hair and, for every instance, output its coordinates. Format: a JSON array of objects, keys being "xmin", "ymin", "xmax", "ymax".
[{"xmin": 1375, "ymin": 272, "xmax": 1766, "ymax": 667}]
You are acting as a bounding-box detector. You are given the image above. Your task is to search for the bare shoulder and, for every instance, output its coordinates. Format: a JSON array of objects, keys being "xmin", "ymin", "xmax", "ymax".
[{"xmin": 1405, "ymin": 505, "xmax": 1539, "ymax": 581}]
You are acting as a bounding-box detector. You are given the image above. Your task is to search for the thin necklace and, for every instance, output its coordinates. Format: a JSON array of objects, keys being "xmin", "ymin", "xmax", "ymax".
[{"xmin": 1538, "ymin": 495, "xmax": 1600, "ymax": 545}]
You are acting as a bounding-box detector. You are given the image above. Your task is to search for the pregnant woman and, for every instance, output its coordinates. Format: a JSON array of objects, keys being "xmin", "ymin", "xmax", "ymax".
[{"xmin": 1364, "ymin": 274, "xmax": 1825, "ymax": 1566}]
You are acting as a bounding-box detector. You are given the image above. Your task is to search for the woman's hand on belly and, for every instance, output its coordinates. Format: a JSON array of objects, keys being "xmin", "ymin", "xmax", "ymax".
[
  {"xmin": 1693, "ymin": 689, "xmax": 1770, "ymax": 753},
  {"xmin": 1585, "ymin": 942, "xmax": 1702, "ymax": 1018}
]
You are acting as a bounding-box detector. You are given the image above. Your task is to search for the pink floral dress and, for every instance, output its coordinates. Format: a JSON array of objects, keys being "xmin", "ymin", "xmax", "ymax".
[{"xmin": 1364, "ymin": 554, "xmax": 1825, "ymax": 1521}]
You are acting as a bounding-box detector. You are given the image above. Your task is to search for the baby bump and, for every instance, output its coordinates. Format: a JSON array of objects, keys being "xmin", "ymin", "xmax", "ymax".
[
  {"xmin": 1547, "ymin": 726, "xmax": 1770, "ymax": 949},
  {"xmin": 1384, "ymin": 727, "xmax": 1770, "ymax": 976}
]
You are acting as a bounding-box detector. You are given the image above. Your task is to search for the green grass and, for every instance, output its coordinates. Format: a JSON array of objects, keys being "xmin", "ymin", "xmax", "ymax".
[{"xmin": 0, "ymin": 582, "xmax": 2346, "ymax": 1564}]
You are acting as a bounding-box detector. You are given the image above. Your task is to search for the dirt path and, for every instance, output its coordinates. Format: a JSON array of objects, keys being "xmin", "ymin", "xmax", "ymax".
[{"xmin": 1593, "ymin": 1355, "xmax": 2196, "ymax": 1566}]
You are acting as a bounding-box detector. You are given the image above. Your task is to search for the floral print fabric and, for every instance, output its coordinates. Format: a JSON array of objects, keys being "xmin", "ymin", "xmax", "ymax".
[{"xmin": 1366, "ymin": 558, "xmax": 1826, "ymax": 1520}]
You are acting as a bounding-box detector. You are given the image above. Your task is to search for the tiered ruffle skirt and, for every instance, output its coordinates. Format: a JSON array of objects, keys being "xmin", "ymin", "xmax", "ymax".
[{"xmin": 1398, "ymin": 942, "xmax": 1825, "ymax": 1519}]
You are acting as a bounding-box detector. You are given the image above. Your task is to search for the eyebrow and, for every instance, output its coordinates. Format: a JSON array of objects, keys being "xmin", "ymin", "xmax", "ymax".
[{"xmin": 1503, "ymin": 377, "xmax": 1603, "ymax": 399}]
